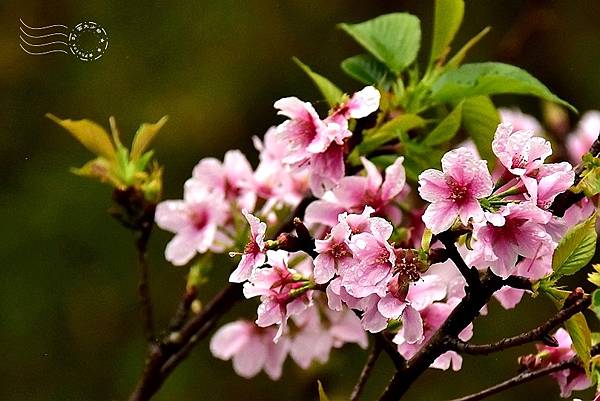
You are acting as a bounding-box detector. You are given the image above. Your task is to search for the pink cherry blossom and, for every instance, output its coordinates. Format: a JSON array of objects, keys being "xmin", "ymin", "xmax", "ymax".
[
  {"xmin": 274, "ymin": 87, "xmax": 380, "ymax": 197},
  {"xmin": 243, "ymin": 251, "xmax": 313, "ymax": 341},
  {"xmin": 210, "ymin": 320, "xmax": 289, "ymax": 380},
  {"xmin": 313, "ymin": 221, "xmax": 353, "ymax": 284},
  {"xmin": 499, "ymin": 108, "xmax": 542, "ymax": 132},
  {"xmin": 191, "ymin": 150, "xmax": 256, "ymax": 211},
  {"xmin": 274, "ymin": 97, "xmax": 331, "ymax": 164},
  {"xmin": 288, "ymin": 302, "xmax": 367, "ymax": 368},
  {"xmin": 567, "ymin": 111, "xmax": 600, "ymax": 164},
  {"xmin": 305, "ymin": 156, "xmax": 406, "ymax": 227},
  {"xmin": 418, "ymin": 147, "xmax": 493, "ymax": 234},
  {"xmin": 229, "ymin": 210, "xmax": 268, "ymax": 283},
  {"xmin": 330, "ymin": 86, "xmax": 381, "ymax": 122},
  {"xmin": 492, "ymin": 122, "xmax": 551, "ymax": 176},
  {"xmin": 533, "ymin": 162, "xmax": 575, "ymax": 209},
  {"xmin": 252, "ymin": 127, "xmax": 309, "ymax": 216},
  {"xmin": 534, "ymin": 328, "xmax": 592, "ymax": 397},
  {"xmin": 343, "ymin": 219, "xmax": 395, "ymax": 298},
  {"xmin": 155, "ymin": 183, "xmax": 229, "ymax": 266},
  {"xmin": 469, "ymin": 202, "xmax": 553, "ymax": 278},
  {"xmin": 395, "ymin": 301, "xmax": 473, "ymax": 371}
]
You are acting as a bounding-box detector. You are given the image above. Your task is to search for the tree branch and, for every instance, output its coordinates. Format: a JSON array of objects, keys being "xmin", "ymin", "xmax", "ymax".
[
  {"xmin": 127, "ymin": 283, "xmax": 243, "ymax": 401},
  {"xmin": 448, "ymin": 344, "xmax": 600, "ymax": 401},
  {"xmin": 350, "ymin": 340, "xmax": 383, "ymax": 401},
  {"xmin": 447, "ymin": 359, "xmax": 578, "ymax": 401},
  {"xmin": 448, "ymin": 295, "xmax": 590, "ymax": 355},
  {"xmin": 438, "ymin": 234, "xmax": 481, "ymax": 290},
  {"xmin": 135, "ymin": 224, "xmax": 155, "ymax": 344}
]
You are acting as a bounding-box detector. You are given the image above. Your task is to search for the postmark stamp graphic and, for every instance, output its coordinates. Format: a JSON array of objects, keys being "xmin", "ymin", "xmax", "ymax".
[{"xmin": 19, "ymin": 19, "xmax": 109, "ymax": 61}]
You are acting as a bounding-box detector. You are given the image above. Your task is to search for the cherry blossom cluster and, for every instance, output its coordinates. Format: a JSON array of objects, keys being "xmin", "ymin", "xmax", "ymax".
[{"xmin": 155, "ymin": 89, "xmax": 599, "ymax": 397}]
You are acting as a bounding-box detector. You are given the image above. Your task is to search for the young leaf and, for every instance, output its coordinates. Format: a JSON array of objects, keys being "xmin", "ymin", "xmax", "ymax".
[
  {"xmin": 573, "ymin": 154, "xmax": 600, "ymax": 197},
  {"xmin": 552, "ymin": 213, "xmax": 597, "ymax": 277},
  {"xmin": 446, "ymin": 26, "xmax": 491, "ymax": 68},
  {"xmin": 341, "ymin": 54, "xmax": 391, "ymax": 86},
  {"xmin": 423, "ymin": 102, "xmax": 463, "ymax": 146},
  {"xmin": 317, "ymin": 381, "xmax": 331, "ymax": 401},
  {"xmin": 430, "ymin": 0, "xmax": 465, "ymax": 65},
  {"xmin": 293, "ymin": 58, "xmax": 343, "ymax": 107},
  {"xmin": 131, "ymin": 116, "xmax": 169, "ymax": 160},
  {"xmin": 589, "ymin": 264, "xmax": 600, "ymax": 287},
  {"xmin": 461, "ymin": 96, "xmax": 499, "ymax": 164},
  {"xmin": 591, "ymin": 289, "xmax": 600, "ymax": 321},
  {"xmin": 431, "ymin": 62, "xmax": 576, "ymax": 112},
  {"xmin": 564, "ymin": 312, "xmax": 592, "ymax": 375},
  {"xmin": 339, "ymin": 13, "xmax": 421, "ymax": 74},
  {"xmin": 47, "ymin": 114, "xmax": 116, "ymax": 160}
]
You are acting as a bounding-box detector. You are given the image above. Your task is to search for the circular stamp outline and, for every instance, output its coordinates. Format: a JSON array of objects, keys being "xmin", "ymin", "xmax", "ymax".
[{"xmin": 68, "ymin": 21, "xmax": 108, "ymax": 61}]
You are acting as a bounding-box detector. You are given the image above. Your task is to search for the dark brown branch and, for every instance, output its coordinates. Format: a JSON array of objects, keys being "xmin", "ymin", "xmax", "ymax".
[
  {"xmin": 449, "ymin": 344, "xmax": 600, "ymax": 401},
  {"xmin": 350, "ymin": 340, "xmax": 383, "ymax": 401},
  {"xmin": 448, "ymin": 295, "xmax": 590, "ymax": 355},
  {"xmin": 438, "ymin": 233, "xmax": 481, "ymax": 290},
  {"xmin": 127, "ymin": 283, "xmax": 243, "ymax": 401},
  {"xmin": 448, "ymin": 360, "xmax": 578, "ymax": 401},
  {"xmin": 375, "ymin": 333, "xmax": 407, "ymax": 370},
  {"xmin": 135, "ymin": 224, "xmax": 155, "ymax": 344}
]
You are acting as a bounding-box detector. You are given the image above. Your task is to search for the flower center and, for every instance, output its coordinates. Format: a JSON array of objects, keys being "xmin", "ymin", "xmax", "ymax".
[
  {"xmin": 445, "ymin": 176, "xmax": 469, "ymax": 204},
  {"xmin": 330, "ymin": 242, "xmax": 351, "ymax": 259},
  {"xmin": 190, "ymin": 208, "xmax": 208, "ymax": 230}
]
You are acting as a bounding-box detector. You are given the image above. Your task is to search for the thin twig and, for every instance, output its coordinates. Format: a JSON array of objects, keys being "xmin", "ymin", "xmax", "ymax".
[
  {"xmin": 350, "ymin": 340, "xmax": 383, "ymax": 401},
  {"xmin": 135, "ymin": 227, "xmax": 155, "ymax": 344},
  {"xmin": 447, "ymin": 360, "xmax": 578, "ymax": 401},
  {"xmin": 448, "ymin": 295, "xmax": 590, "ymax": 355}
]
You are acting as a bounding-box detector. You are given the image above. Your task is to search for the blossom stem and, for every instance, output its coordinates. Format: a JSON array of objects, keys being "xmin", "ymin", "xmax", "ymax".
[
  {"xmin": 447, "ymin": 293, "xmax": 590, "ymax": 355},
  {"xmin": 350, "ymin": 340, "xmax": 383, "ymax": 401}
]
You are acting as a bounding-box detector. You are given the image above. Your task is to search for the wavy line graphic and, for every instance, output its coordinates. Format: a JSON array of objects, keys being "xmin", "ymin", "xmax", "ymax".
[{"xmin": 19, "ymin": 19, "xmax": 69, "ymax": 56}]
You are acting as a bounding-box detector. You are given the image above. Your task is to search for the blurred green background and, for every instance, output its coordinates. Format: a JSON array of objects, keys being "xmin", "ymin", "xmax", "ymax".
[{"xmin": 2, "ymin": 1, "xmax": 600, "ymax": 400}]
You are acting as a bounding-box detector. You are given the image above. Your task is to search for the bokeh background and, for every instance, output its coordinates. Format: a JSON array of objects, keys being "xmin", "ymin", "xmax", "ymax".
[{"xmin": 2, "ymin": 1, "xmax": 600, "ymax": 400}]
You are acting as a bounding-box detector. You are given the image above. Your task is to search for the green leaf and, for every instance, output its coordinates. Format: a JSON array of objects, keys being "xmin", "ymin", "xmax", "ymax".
[
  {"xmin": 340, "ymin": 13, "xmax": 421, "ymax": 74},
  {"xmin": 430, "ymin": 0, "xmax": 464, "ymax": 65},
  {"xmin": 341, "ymin": 54, "xmax": 392, "ymax": 86},
  {"xmin": 70, "ymin": 158, "xmax": 120, "ymax": 187},
  {"xmin": 431, "ymin": 62, "xmax": 576, "ymax": 112},
  {"xmin": 403, "ymin": 141, "xmax": 444, "ymax": 181},
  {"xmin": 552, "ymin": 213, "xmax": 597, "ymax": 277},
  {"xmin": 349, "ymin": 113, "xmax": 425, "ymax": 164},
  {"xmin": 446, "ymin": 26, "xmax": 491, "ymax": 68},
  {"xmin": 591, "ymin": 289, "xmax": 600, "ymax": 321},
  {"xmin": 423, "ymin": 102, "xmax": 463, "ymax": 146},
  {"xmin": 293, "ymin": 58, "xmax": 343, "ymax": 107},
  {"xmin": 131, "ymin": 116, "xmax": 168, "ymax": 160},
  {"xmin": 317, "ymin": 381, "xmax": 331, "ymax": 401},
  {"xmin": 565, "ymin": 312, "xmax": 592, "ymax": 374},
  {"xmin": 47, "ymin": 114, "xmax": 116, "ymax": 160},
  {"xmin": 461, "ymin": 96, "xmax": 499, "ymax": 164}
]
